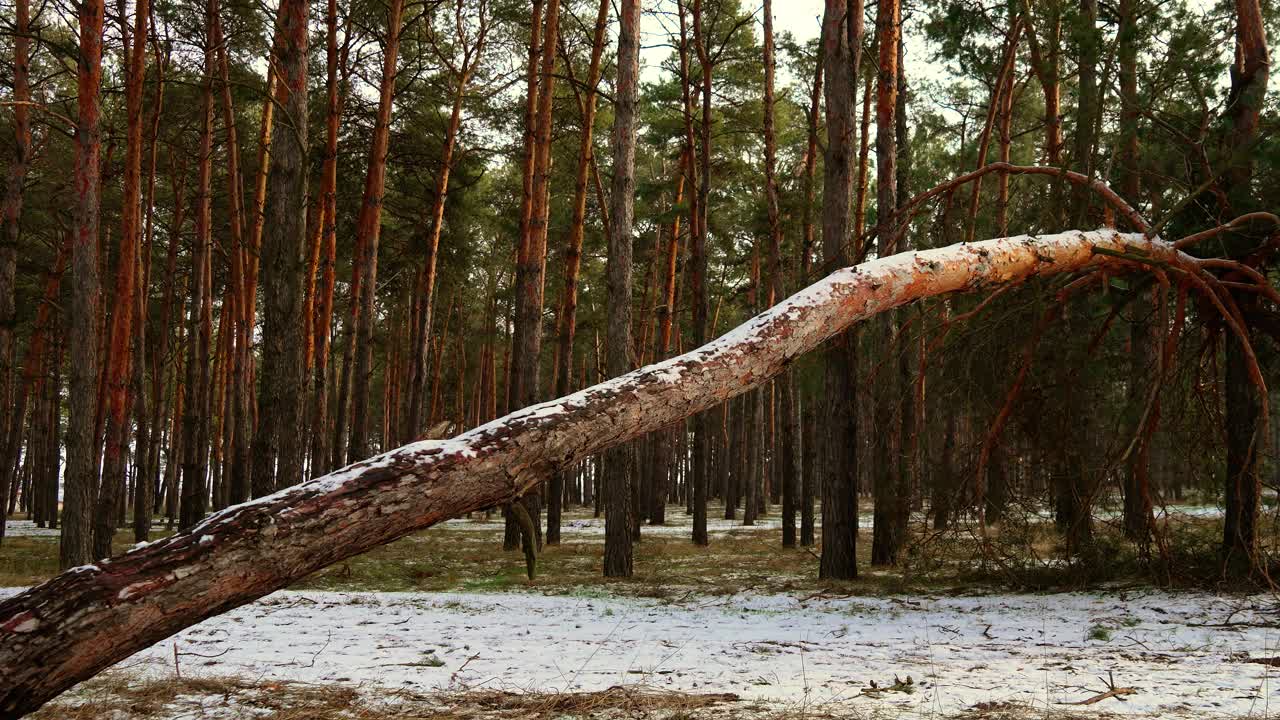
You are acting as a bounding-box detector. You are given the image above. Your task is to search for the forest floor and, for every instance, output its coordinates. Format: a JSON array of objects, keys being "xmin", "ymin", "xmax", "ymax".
[{"xmin": 3, "ymin": 504, "xmax": 1278, "ymax": 719}]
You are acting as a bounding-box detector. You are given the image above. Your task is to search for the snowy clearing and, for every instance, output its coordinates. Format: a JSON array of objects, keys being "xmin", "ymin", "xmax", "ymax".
[
  {"xmin": 1, "ymin": 521, "xmax": 60, "ymax": 538},
  {"xmin": 8, "ymin": 586, "xmax": 1277, "ymax": 718}
]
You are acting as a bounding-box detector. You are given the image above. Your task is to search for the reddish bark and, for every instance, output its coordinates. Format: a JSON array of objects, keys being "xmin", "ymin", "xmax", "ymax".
[
  {"xmin": 348, "ymin": 0, "xmax": 405, "ymax": 462},
  {"xmin": 309, "ymin": 0, "xmax": 349, "ymax": 477},
  {"xmin": 547, "ymin": 0, "xmax": 608, "ymax": 544},
  {"xmin": 97, "ymin": 0, "xmax": 152, "ymax": 547},
  {"xmin": 405, "ymin": 0, "xmax": 490, "ymax": 443},
  {"xmin": 178, "ymin": 3, "xmax": 216, "ymax": 530},
  {"xmin": 0, "ymin": 0, "xmax": 33, "ymax": 522},
  {"xmin": 62, "ymin": 0, "xmax": 106, "ymax": 569}
]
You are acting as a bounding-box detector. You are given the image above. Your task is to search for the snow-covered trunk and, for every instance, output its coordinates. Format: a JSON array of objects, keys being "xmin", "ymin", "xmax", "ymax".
[{"xmin": 1, "ymin": 229, "xmax": 1162, "ymax": 716}]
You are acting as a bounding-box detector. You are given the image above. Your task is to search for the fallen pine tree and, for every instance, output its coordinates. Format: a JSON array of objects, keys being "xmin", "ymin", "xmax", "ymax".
[{"xmin": 0, "ymin": 228, "xmax": 1266, "ymax": 717}]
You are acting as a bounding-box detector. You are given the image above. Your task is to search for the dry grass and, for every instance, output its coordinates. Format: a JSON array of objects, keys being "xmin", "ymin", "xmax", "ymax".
[
  {"xmin": 31, "ymin": 673, "xmax": 755, "ymax": 720},
  {"xmin": 31, "ymin": 672, "xmax": 1138, "ymax": 720},
  {"xmin": 0, "ymin": 503, "xmax": 1253, "ymax": 594}
]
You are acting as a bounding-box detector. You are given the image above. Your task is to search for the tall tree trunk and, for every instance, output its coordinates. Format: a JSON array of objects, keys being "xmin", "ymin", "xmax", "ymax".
[
  {"xmin": 996, "ymin": 22, "xmax": 1017, "ymax": 238},
  {"xmin": 1220, "ymin": 0, "xmax": 1269, "ymax": 573},
  {"xmin": 870, "ymin": 0, "xmax": 902, "ymax": 567},
  {"xmin": 250, "ymin": 0, "xmax": 310, "ymax": 495},
  {"xmin": 147, "ymin": 156, "xmax": 183, "ymax": 527},
  {"xmin": 798, "ymin": 47, "xmax": 823, "ymax": 550},
  {"xmin": 179, "ymin": 18, "xmax": 215, "ymax": 529},
  {"xmin": 132, "ymin": 12, "xmax": 165, "ymax": 542},
  {"xmin": 893, "ymin": 33, "xmax": 917, "ymax": 547},
  {"xmin": 405, "ymin": 0, "xmax": 488, "ymax": 445},
  {"xmin": 761, "ymin": 0, "xmax": 797, "ymax": 547},
  {"xmin": 688, "ymin": 0, "xmax": 711, "ymax": 547},
  {"xmin": 549, "ymin": 0, "xmax": 607, "ymax": 545},
  {"xmin": 818, "ymin": 0, "xmax": 863, "ymax": 580},
  {"xmin": 207, "ymin": 3, "xmax": 249, "ymax": 506},
  {"xmin": 348, "ymin": 0, "xmax": 404, "ymax": 463},
  {"xmin": 62, "ymin": 0, "xmax": 106, "ymax": 569},
  {"xmin": 245, "ymin": 67, "xmax": 276, "ymax": 496},
  {"xmin": 1117, "ymin": 0, "xmax": 1153, "ymax": 545},
  {"xmin": 507, "ymin": 0, "xmax": 560, "ymax": 549},
  {"xmin": 602, "ymin": 0, "xmax": 640, "ymax": 578},
  {"xmin": 96, "ymin": 0, "xmax": 150, "ymax": 557},
  {"xmin": 310, "ymin": 0, "xmax": 347, "ymax": 478},
  {"xmin": 0, "ymin": 0, "xmax": 34, "ymax": 543},
  {"xmin": 648, "ymin": 153, "xmax": 686, "ymax": 527}
]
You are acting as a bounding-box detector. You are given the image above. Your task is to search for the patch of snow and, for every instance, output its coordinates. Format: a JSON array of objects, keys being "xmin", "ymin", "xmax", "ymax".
[
  {"xmin": 1, "ymin": 520, "xmax": 60, "ymax": 537},
  {"xmin": 2, "ymin": 586, "xmax": 1271, "ymax": 717}
]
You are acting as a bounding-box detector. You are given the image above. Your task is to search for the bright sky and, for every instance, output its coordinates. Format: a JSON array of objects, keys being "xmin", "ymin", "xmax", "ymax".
[{"xmin": 635, "ymin": 1, "xmax": 949, "ymax": 97}]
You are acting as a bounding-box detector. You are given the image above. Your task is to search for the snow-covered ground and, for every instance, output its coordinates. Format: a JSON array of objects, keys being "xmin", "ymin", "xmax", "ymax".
[
  {"xmin": 1, "ymin": 520, "xmax": 60, "ymax": 537},
  {"xmin": 7, "ymin": 587, "xmax": 1276, "ymax": 718}
]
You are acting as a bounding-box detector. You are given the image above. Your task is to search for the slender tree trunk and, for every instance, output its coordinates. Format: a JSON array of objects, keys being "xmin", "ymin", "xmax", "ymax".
[
  {"xmin": 798, "ymin": 44, "xmax": 823, "ymax": 551},
  {"xmin": 179, "ymin": 18, "xmax": 215, "ymax": 530},
  {"xmin": 648, "ymin": 152, "xmax": 685, "ymax": 527},
  {"xmin": 62, "ymin": 0, "xmax": 106, "ymax": 569},
  {"xmin": 310, "ymin": 0, "xmax": 347, "ymax": 479},
  {"xmin": 348, "ymin": 0, "xmax": 404, "ymax": 463},
  {"xmin": 405, "ymin": 0, "xmax": 487, "ymax": 445},
  {"xmin": 1116, "ymin": 0, "xmax": 1154, "ymax": 545},
  {"xmin": 245, "ymin": 67, "xmax": 276, "ymax": 496},
  {"xmin": 507, "ymin": 0, "xmax": 560, "ymax": 550},
  {"xmin": 870, "ymin": 0, "xmax": 902, "ymax": 567},
  {"xmin": 549, "ymin": 0, "xmax": 607, "ymax": 544},
  {"xmin": 96, "ymin": 0, "xmax": 150, "ymax": 557},
  {"xmin": 688, "ymin": 0, "xmax": 711, "ymax": 547},
  {"xmin": 761, "ymin": 0, "xmax": 797, "ymax": 547},
  {"xmin": 251, "ymin": 0, "xmax": 310, "ymax": 496},
  {"xmin": 996, "ymin": 28, "xmax": 1016, "ymax": 237},
  {"xmin": 147, "ymin": 157, "xmax": 183, "ymax": 523},
  {"xmin": 0, "ymin": 0, "xmax": 34, "ymax": 542},
  {"xmin": 207, "ymin": 6, "xmax": 249, "ymax": 505},
  {"xmin": 131, "ymin": 14, "xmax": 165, "ymax": 542},
  {"xmin": 893, "ymin": 34, "xmax": 917, "ymax": 547},
  {"xmin": 819, "ymin": 0, "xmax": 862, "ymax": 580},
  {"xmin": 853, "ymin": 74, "xmax": 872, "ymax": 243},
  {"xmin": 1221, "ymin": 0, "xmax": 1269, "ymax": 573},
  {"xmin": 602, "ymin": 0, "xmax": 640, "ymax": 577}
]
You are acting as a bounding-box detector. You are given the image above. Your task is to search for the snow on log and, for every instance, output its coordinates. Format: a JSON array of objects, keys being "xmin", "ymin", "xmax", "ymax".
[{"xmin": 0, "ymin": 229, "xmax": 1166, "ymax": 717}]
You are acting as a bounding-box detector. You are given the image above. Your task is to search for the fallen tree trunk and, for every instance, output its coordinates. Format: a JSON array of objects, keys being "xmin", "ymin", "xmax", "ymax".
[{"xmin": 0, "ymin": 229, "xmax": 1183, "ymax": 716}]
